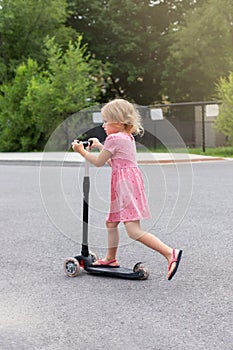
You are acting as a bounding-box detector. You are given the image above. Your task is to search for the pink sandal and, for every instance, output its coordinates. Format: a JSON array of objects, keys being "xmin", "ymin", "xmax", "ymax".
[
  {"xmin": 92, "ymin": 259, "xmax": 120, "ymax": 268},
  {"xmin": 168, "ymin": 249, "xmax": 183, "ymax": 280}
]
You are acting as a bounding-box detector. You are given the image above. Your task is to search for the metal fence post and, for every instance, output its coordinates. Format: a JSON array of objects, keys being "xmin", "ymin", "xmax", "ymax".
[{"xmin": 201, "ymin": 104, "xmax": 206, "ymax": 152}]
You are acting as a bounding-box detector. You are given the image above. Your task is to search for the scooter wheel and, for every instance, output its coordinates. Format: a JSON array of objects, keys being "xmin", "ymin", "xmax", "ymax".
[
  {"xmin": 64, "ymin": 257, "xmax": 81, "ymax": 277},
  {"xmin": 89, "ymin": 251, "xmax": 98, "ymax": 263},
  {"xmin": 133, "ymin": 262, "xmax": 150, "ymax": 280}
]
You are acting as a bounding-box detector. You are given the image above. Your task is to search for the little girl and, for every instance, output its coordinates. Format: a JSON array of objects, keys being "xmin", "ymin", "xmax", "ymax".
[{"xmin": 72, "ymin": 99, "xmax": 182, "ymax": 280}]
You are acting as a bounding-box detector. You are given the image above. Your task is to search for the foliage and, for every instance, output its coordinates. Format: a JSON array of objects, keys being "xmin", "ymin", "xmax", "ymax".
[
  {"xmin": 67, "ymin": 0, "xmax": 198, "ymax": 104},
  {"xmin": 1, "ymin": 0, "xmax": 233, "ymax": 151},
  {"xmin": 215, "ymin": 73, "xmax": 233, "ymax": 144},
  {"xmin": 0, "ymin": 58, "xmax": 40, "ymax": 151},
  {"xmin": 0, "ymin": 0, "xmax": 76, "ymax": 82},
  {"xmin": 0, "ymin": 37, "xmax": 107, "ymax": 151},
  {"xmin": 162, "ymin": 0, "xmax": 233, "ymax": 101}
]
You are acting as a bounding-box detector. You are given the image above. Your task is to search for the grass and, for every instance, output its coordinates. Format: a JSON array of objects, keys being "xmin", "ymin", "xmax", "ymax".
[
  {"xmin": 187, "ymin": 146, "xmax": 233, "ymax": 158},
  {"xmin": 141, "ymin": 146, "xmax": 233, "ymax": 158}
]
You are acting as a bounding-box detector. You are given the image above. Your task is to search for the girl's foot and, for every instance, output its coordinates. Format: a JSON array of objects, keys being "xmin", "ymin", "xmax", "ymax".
[
  {"xmin": 92, "ymin": 258, "xmax": 120, "ymax": 267},
  {"xmin": 167, "ymin": 249, "xmax": 183, "ymax": 280}
]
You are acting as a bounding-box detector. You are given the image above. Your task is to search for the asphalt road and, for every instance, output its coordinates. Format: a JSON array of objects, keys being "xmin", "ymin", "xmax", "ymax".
[{"xmin": 0, "ymin": 160, "xmax": 233, "ymax": 350}]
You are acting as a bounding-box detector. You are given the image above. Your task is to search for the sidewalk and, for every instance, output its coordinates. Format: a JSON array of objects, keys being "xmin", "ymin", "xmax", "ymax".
[{"xmin": 0, "ymin": 152, "xmax": 225, "ymax": 165}]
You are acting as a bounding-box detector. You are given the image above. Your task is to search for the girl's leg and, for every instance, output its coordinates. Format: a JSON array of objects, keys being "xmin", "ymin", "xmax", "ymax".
[
  {"xmin": 124, "ymin": 220, "xmax": 178, "ymax": 279},
  {"xmin": 98, "ymin": 221, "xmax": 120, "ymax": 264}
]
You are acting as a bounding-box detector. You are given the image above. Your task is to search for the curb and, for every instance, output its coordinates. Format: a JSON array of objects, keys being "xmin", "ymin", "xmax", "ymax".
[
  {"xmin": 0, "ymin": 158, "xmax": 226, "ymax": 167},
  {"xmin": 137, "ymin": 157, "xmax": 225, "ymax": 164},
  {"xmin": 0, "ymin": 152, "xmax": 228, "ymax": 166}
]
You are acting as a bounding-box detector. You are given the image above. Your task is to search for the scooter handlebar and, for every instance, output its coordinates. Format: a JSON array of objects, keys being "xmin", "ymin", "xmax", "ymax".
[{"xmin": 80, "ymin": 140, "xmax": 93, "ymax": 149}]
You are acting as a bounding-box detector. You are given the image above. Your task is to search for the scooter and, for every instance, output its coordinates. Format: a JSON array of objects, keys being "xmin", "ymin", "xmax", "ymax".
[{"xmin": 64, "ymin": 141, "xmax": 150, "ymax": 280}]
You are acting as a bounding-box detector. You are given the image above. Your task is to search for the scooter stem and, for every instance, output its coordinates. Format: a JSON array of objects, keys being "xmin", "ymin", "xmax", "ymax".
[{"xmin": 81, "ymin": 155, "xmax": 90, "ymax": 257}]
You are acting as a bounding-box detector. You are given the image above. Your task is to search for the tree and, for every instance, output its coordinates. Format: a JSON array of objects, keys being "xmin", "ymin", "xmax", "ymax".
[
  {"xmin": 162, "ymin": 0, "xmax": 233, "ymax": 102},
  {"xmin": 215, "ymin": 73, "xmax": 233, "ymax": 144},
  {"xmin": 0, "ymin": 0, "xmax": 75, "ymax": 82},
  {"xmin": 0, "ymin": 37, "xmax": 107, "ymax": 151},
  {"xmin": 0, "ymin": 58, "xmax": 41, "ymax": 151},
  {"xmin": 67, "ymin": 0, "xmax": 199, "ymax": 104}
]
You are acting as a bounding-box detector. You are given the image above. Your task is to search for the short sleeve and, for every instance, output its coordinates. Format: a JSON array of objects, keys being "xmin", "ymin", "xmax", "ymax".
[{"xmin": 103, "ymin": 134, "xmax": 117, "ymax": 155}]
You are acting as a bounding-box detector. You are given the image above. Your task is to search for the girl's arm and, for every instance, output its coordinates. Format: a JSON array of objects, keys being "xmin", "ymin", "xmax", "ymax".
[
  {"xmin": 72, "ymin": 140, "xmax": 111, "ymax": 167},
  {"xmin": 88, "ymin": 137, "xmax": 112, "ymax": 166}
]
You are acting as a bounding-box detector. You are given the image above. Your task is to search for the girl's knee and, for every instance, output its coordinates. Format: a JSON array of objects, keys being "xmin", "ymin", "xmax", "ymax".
[
  {"xmin": 127, "ymin": 230, "xmax": 142, "ymax": 240},
  {"xmin": 127, "ymin": 230, "xmax": 136, "ymax": 240},
  {"xmin": 125, "ymin": 225, "xmax": 142, "ymax": 240},
  {"xmin": 106, "ymin": 221, "xmax": 119, "ymax": 229},
  {"xmin": 124, "ymin": 221, "xmax": 142, "ymax": 240}
]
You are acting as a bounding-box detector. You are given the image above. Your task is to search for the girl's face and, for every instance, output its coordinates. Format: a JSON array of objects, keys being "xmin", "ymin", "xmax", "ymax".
[{"xmin": 102, "ymin": 119, "xmax": 123, "ymax": 135}]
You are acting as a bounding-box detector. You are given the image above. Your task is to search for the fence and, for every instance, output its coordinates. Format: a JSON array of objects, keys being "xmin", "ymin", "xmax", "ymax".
[
  {"xmin": 73, "ymin": 101, "xmax": 225, "ymax": 152},
  {"xmin": 136, "ymin": 101, "xmax": 225, "ymax": 151}
]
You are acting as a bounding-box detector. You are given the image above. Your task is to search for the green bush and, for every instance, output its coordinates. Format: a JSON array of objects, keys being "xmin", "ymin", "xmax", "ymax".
[
  {"xmin": 216, "ymin": 72, "xmax": 233, "ymax": 145},
  {"xmin": 0, "ymin": 37, "xmax": 107, "ymax": 151}
]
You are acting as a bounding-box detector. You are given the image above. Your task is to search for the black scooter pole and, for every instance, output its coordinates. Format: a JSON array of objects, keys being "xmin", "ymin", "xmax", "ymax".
[
  {"xmin": 82, "ymin": 174, "xmax": 90, "ymax": 257},
  {"xmin": 81, "ymin": 141, "xmax": 92, "ymax": 257}
]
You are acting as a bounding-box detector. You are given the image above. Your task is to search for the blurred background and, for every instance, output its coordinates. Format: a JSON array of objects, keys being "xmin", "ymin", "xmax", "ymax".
[{"xmin": 0, "ymin": 0, "xmax": 233, "ymax": 153}]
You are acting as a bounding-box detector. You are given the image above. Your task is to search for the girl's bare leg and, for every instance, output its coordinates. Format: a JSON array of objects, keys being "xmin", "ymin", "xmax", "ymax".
[
  {"xmin": 124, "ymin": 220, "xmax": 177, "ymax": 278},
  {"xmin": 103, "ymin": 221, "xmax": 120, "ymax": 264},
  {"xmin": 93, "ymin": 221, "xmax": 120, "ymax": 265}
]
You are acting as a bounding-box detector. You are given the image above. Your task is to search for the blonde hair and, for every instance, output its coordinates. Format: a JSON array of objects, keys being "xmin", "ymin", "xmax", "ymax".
[{"xmin": 101, "ymin": 99, "xmax": 144, "ymax": 136}]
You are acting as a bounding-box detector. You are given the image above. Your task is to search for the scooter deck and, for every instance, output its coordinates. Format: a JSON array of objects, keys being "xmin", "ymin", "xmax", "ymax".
[{"xmin": 86, "ymin": 266, "xmax": 143, "ymax": 280}]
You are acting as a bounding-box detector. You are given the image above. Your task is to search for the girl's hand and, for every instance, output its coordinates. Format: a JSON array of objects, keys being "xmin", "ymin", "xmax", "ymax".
[
  {"xmin": 88, "ymin": 137, "xmax": 103, "ymax": 151},
  {"xmin": 72, "ymin": 140, "xmax": 85, "ymax": 153}
]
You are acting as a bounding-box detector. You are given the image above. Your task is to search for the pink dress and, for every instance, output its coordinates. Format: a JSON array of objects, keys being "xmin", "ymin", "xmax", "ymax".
[{"xmin": 104, "ymin": 132, "xmax": 151, "ymax": 222}]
